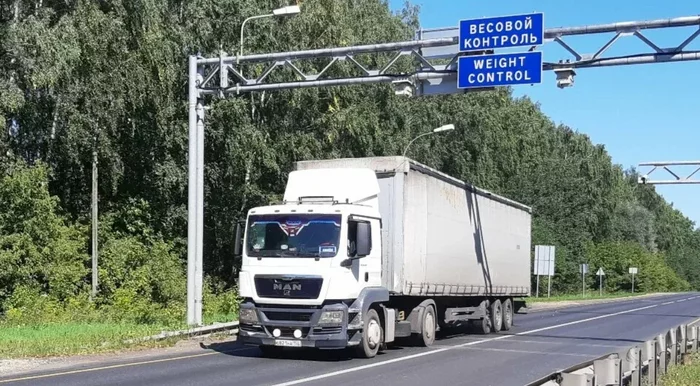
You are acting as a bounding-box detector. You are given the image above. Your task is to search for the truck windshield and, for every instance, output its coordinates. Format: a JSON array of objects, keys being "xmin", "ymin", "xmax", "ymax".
[{"xmin": 246, "ymin": 214, "xmax": 342, "ymax": 258}]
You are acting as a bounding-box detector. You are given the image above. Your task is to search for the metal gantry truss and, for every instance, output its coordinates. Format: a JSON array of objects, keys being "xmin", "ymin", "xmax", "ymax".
[
  {"xmin": 638, "ymin": 161, "xmax": 700, "ymax": 185},
  {"xmin": 186, "ymin": 15, "xmax": 700, "ymax": 325},
  {"xmin": 543, "ymin": 16, "xmax": 700, "ymax": 69},
  {"xmin": 193, "ymin": 15, "xmax": 700, "ymax": 96}
]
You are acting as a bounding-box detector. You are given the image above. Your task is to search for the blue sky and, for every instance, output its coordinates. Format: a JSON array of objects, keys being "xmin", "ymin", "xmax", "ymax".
[{"xmin": 388, "ymin": 0, "xmax": 700, "ymax": 227}]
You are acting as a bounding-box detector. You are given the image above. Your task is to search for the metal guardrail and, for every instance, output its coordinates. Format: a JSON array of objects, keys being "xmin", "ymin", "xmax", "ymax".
[
  {"xmin": 526, "ymin": 322, "xmax": 700, "ymax": 386},
  {"xmin": 122, "ymin": 321, "xmax": 240, "ymax": 344}
]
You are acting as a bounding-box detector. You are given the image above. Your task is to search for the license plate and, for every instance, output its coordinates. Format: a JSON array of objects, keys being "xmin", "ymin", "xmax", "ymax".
[{"xmin": 274, "ymin": 339, "xmax": 302, "ymax": 347}]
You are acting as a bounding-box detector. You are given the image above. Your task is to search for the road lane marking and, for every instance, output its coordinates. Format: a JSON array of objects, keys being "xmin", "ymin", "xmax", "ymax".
[
  {"xmin": 271, "ymin": 296, "xmax": 696, "ymax": 386},
  {"xmin": 452, "ymin": 346, "xmax": 593, "ymax": 358},
  {"xmin": 0, "ymin": 347, "xmax": 255, "ymax": 384},
  {"xmin": 483, "ymin": 338, "xmax": 621, "ymax": 348}
]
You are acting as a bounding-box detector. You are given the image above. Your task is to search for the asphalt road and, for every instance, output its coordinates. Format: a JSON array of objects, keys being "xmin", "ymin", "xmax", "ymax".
[{"xmin": 2, "ymin": 293, "xmax": 699, "ymax": 386}]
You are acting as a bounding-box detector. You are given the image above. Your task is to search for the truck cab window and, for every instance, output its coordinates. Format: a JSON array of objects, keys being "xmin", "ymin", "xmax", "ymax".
[{"xmin": 348, "ymin": 221, "xmax": 358, "ymax": 257}]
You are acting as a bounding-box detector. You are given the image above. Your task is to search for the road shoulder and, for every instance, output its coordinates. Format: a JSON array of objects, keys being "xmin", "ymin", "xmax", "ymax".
[
  {"xmin": 0, "ymin": 333, "xmax": 240, "ymax": 379},
  {"xmin": 526, "ymin": 292, "xmax": 681, "ymax": 313}
]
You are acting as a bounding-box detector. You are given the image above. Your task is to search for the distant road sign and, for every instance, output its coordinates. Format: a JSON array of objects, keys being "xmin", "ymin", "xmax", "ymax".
[
  {"xmin": 597, "ymin": 268, "xmax": 605, "ymax": 276},
  {"xmin": 629, "ymin": 267, "xmax": 638, "ymax": 274},
  {"xmin": 459, "ymin": 12, "xmax": 544, "ymax": 52},
  {"xmin": 580, "ymin": 263, "xmax": 589, "ymax": 274},
  {"xmin": 457, "ymin": 51, "xmax": 542, "ymax": 89},
  {"xmin": 534, "ymin": 245, "xmax": 555, "ymax": 276}
]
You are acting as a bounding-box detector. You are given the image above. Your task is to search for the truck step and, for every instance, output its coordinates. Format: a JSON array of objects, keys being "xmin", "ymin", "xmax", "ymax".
[{"xmin": 394, "ymin": 321, "xmax": 412, "ymax": 338}]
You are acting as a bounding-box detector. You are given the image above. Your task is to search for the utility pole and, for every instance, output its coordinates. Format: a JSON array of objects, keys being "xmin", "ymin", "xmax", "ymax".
[
  {"xmin": 91, "ymin": 135, "xmax": 98, "ymax": 301},
  {"xmin": 580, "ymin": 263, "xmax": 588, "ymax": 297}
]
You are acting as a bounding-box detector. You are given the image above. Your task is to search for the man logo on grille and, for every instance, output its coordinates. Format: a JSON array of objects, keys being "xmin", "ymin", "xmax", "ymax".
[{"xmin": 274, "ymin": 282, "xmax": 302, "ymax": 296}]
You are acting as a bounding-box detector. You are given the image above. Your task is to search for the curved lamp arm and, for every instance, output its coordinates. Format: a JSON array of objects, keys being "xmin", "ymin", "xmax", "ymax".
[
  {"xmin": 402, "ymin": 131, "xmax": 435, "ymax": 158},
  {"xmin": 238, "ymin": 5, "xmax": 301, "ymax": 64},
  {"xmin": 401, "ymin": 124, "xmax": 455, "ymax": 158}
]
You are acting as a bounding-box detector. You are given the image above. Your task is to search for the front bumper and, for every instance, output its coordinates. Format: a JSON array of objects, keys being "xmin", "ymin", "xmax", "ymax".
[{"xmin": 237, "ymin": 301, "xmax": 356, "ymax": 349}]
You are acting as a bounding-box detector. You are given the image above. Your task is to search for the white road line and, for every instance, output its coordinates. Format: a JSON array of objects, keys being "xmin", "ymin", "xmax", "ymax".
[
  {"xmin": 271, "ymin": 299, "xmax": 684, "ymax": 386},
  {"xmin": 452, "ymin": 346, "xmax": 593, "ymax": 358},
  {"xmin": 481, "ymin": 338, "xmax": 621, "ymax": 348}
]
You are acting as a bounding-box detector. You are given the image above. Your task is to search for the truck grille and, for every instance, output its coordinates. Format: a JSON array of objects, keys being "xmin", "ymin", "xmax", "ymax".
[
  {"xmin": 263, "ymin": 311, "xmax": 313, "ymax": 322},
  {"xmin": 254, "ymin": 276, "xmax": 323, "ymax": 299}
]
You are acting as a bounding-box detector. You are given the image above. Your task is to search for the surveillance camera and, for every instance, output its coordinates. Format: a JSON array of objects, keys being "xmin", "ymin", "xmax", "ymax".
[
  {"xmin": 639, "ymin": 175, "xmax": 648, "ymax": 184},
  {"xmin": 392, "ymin": 79, "xmax": 415, "ymax": 97},
  {"xmin": 554, "ymin": 68, "xmax": 576, "ymax": 89}
]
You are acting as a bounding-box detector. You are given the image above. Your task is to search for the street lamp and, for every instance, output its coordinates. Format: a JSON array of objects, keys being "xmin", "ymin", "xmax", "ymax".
[
  {"xmin": 239, "ymin": 5, "xmax": 302, "ymax": 64},
  {"xmin": 402, "ymin": 124, "xmax": 455, "ymax": 158}
]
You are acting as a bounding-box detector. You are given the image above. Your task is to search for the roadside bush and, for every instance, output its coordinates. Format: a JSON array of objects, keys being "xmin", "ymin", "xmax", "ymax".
[
  {"xmin": 203, "ymin": 277, "xmax": 240, "ymax": 323},
  {"xmin": 0, "ymin": 161, "xmax": 89, "ymax": 312},
  {"xmin": 584, "ymin": 241, "xmax": 690, "ymax": 293}
]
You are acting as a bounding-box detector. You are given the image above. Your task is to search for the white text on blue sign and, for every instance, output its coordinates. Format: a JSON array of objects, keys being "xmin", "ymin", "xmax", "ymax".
[
  {"xmin": 457, "ymin": 52, "xmax": 542, "ymax": 89},
  {"xmin": 459, "ymin": 13, "xmax": 544, "ymax": 51}
]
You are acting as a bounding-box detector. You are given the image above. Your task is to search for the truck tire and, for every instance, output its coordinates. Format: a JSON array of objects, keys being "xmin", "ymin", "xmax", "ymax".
[
  {"xmin": 502, "ymin": 298, "xmax": 513, "ymax": 331},
  {"xmin": 356, "ymin": 308, "xmax": 383, "ymax": 359},
  {"xmin": 477, "ymin": 316, "xmax": 491, "ymax": 334},
  {"xmin": 490, "ymin": 299, "xmax": 502, "ymax": 333},
  {"xmin": 415, "ymin": 305, "xmax": 436, "ymax": 347}
]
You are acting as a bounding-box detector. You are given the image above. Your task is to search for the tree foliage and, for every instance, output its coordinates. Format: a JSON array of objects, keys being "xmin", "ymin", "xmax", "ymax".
[{"xmin": 1, "ymin": 0, "xmax": 698, "ymax": 323}]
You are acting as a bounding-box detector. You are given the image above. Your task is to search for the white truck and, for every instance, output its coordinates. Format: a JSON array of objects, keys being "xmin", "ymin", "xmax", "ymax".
[{"xmin": 234, "ymin": 156, "xmax": 532, "ymax": 358}]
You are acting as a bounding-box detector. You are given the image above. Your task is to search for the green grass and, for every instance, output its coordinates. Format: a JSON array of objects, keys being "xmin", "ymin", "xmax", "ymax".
[
  {"xmin": 0, "ymin": 310, "xmax": 240, "ymax": 359},
  {"xmin": 659, "ymin": 353, "xmax": 700, "ymax": 386},
  {"xmin": 528, "ymin": 292, "xmax": 647, "ymax": 303},
  {"xmin": 0, "ymin": 322, "xmax": 179, "ymax": 358},
  {"xmin": 203, "ymin": 311, "xmax": 238, "ymax": 325}
]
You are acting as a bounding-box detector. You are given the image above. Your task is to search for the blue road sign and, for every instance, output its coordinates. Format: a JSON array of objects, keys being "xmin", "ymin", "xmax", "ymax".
[
  {"xmin": 459, "ymin": 13, "xmax": 544, "ymax": 52},
  {"xmin": 457, "ymin": 51, "xmax": 542, "ymax": 89}
]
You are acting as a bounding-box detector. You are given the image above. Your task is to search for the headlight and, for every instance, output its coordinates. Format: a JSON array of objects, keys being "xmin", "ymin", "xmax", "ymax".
[
  {"xmin": 319, "ymin": 310, "xmax": 344, "ymax": 325},
  {"xmin": 239, "ymin": 308, "xmax": 258, "ymax": 323}
]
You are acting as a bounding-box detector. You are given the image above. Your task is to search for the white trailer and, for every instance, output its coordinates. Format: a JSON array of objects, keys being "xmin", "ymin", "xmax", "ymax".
[{"xmin": 235, "ymin": 156, "xmax": 532, "ymax": 358}]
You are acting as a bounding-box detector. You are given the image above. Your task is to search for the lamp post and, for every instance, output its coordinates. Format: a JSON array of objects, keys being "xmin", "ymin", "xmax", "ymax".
[
  {"xmin": 239, "ymin": 5, "xmax": 301, "ymax": 64},
  {"xmin": 402, "ymin": 124, "xmax": 455, "ymax": 158}
]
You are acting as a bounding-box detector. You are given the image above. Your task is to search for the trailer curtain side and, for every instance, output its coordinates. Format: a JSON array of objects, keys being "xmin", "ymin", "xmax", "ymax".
[{"xmin": 294, "ymin": 156, "xmax": 532, "ymax": 298}]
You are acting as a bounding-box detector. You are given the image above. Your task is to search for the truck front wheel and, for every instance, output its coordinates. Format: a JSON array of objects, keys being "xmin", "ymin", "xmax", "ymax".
[
  {"xmin": 356, "ymin": 308, "xmax": 383, "ymax": 359},
  {"xmin": 415, "ymin": 305, "xmax": 436, "ymax": 347}
]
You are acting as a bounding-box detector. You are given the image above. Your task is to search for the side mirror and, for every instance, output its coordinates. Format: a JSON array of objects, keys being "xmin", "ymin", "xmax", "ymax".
[
  {"xmin": 356, "ymin": 222, "xmax": 372, "ymax": 257},
  {"xmin": 233, "ymin": 221, "xmax": 244, "ymax": 257}
]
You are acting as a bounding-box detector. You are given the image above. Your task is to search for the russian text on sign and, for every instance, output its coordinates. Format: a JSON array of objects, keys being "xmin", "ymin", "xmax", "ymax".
[{"xmin": 459, "ymin": 12, "xmax": 544, "ymax": 51}]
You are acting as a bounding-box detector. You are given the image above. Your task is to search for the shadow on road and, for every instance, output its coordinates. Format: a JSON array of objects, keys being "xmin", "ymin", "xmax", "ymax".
[
  {"xmin": 199, "ymin": 339, "xmax": 408, "ymax": 362},
  {"xmin": 200, "ymin": 327, "xmax": 482, "ymax": 362}
]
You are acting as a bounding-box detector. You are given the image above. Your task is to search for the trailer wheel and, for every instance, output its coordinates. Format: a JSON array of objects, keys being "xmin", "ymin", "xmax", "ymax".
[
  {"xmin": 502, "ymin": 298, "xmax": 513, "ymax": 331},
  {"xmin": 490, "ymin": 299, "xmax": 503, "ymax": 333},
  {"xmin": 356, "ymin": 308, "xmax": 383, "ymax": 359},
  {"xmin": 415, "ymin": 305, "xmax": 436, "ymax": 347},
  {"xmin": 477, "ymin": 316, "xmax": 491, "ymax": 334}
]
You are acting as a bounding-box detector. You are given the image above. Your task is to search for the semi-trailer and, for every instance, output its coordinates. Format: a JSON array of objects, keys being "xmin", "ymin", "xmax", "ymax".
[{"xmin": 235, "ymin": 156, "xmax": 532, "ymax": 358}]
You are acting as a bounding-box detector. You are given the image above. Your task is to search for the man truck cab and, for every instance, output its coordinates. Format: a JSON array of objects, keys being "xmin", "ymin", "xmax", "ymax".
[{"xmin": 235, "ymin": 167, "xmax": 390, "ymax": 357}]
